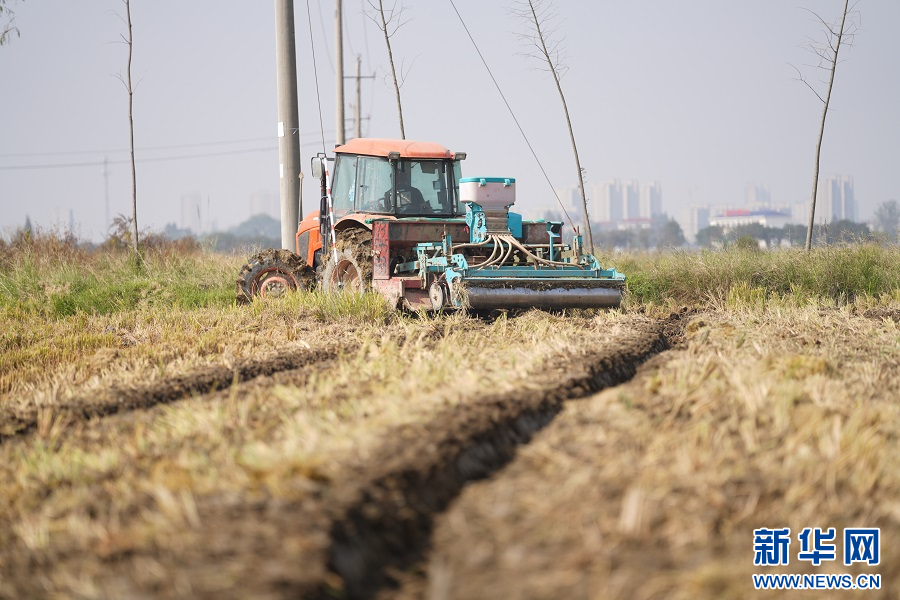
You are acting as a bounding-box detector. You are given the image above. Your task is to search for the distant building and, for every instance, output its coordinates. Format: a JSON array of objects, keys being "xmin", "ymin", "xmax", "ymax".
[
  {"xmin": 745, "ymin": 183, "xmax": 771, "ymax": 209},
  {"xmin": 683, "ymin": 205, "xmax": 711, "ymax": 243},
  {"xmin": 617, "ymin": 218, "xmax": 653, "ymax": 231},
  {"xmin": 622, "ymin": 180, "xmax": 641, "ymax": 220},
  {"xmin": 639, "ymin": 181, "xmax": 663, "ymax": 219},
  {"xmin": 709, "ymin": 209, "xmax": 790, "ymax": 229},
  {"xmin": 591, "ymin": 178, "xmax": 660, "ymax": 225},
  {"xmin": 792, "ymin": 201, "xmax": 809, "ymax": 225},
  {"xmin": 592, "ymin": 180, "xmax": 623, "ymax": 225},
  {"xmin": 820, "ymin": 175, "xmax": 855, "ymax": 223}
]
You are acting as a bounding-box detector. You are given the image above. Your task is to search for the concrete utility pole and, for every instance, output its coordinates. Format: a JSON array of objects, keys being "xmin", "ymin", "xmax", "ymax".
[
  {"xmin": 354, "ymin": 54, "xmax": 362, "ymax": 138},
  {"xmin": 346, "ymin": 54, "xmax": 374, "ymax": 139},
  {"xmin": 275, "ymin": 0, "xmax": 302, "ymax": 251},
  {"xmin": 335, "ymin": 0, "xmax": 345, "ymax": 146}
]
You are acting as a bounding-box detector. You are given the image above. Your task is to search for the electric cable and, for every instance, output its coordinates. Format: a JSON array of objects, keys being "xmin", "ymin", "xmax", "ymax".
[
  {"xmin": 1, "ymin": 128, "xmax": 338, "ymax": 162},
  {"xmin": 0, "ymin": 139, "xmax": 335, "ymax": 172},
  {"xmin": 316, "ymin": 0, "xmax": 335, "ymax": 72},
  {"xmin": 447, "ymin": 0, "xmax": 576, "ymax": 231},
  {"xmin": 306, "ymin": 0, "xmax": 329, "ymax": 154},
  {"xmin": 0, "ymin": 136, "xmax": 274, "ymax": 159}
]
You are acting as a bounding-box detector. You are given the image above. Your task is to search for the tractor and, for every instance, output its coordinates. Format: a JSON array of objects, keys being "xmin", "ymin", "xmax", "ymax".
[{"xmin": 236, "ymin": 138, "xmax": 625, "ymax": 310}]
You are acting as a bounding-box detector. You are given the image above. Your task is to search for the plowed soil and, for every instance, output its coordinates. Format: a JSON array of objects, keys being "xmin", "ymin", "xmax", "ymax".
[
  {"xmin": 8, "ymin": 303, "xmax": 893, "ymax": 600},
  {"xmin": 0, "ymin": 312, "xmax": 671, "ymax": 599},
  {"xmin": 324, "ymin": 317, "xmax": 672, "ymax": 598},
  {"xmin": 386, "ymin": 307, "xmax": 900, "ymax": 600},
  {"xmin": 0, "ymin": 345, "xmax": 339, "ymax": 441}
]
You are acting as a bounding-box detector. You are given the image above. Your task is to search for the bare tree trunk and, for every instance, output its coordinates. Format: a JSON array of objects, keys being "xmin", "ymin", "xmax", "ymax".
[
  {"xmin": 124, "ymin": 0, "xmax": 139, "ymax": 258},
  {"xmin": 377, "ymin": 0, "xmax": 404, "ymax": 139},
  {"xmin": 524, "ymin": 0, "xmax": 593, "ymax": 254},
  {"xmin": 805, "ymin": 0, "xmax": 850, "ymax": 251}
]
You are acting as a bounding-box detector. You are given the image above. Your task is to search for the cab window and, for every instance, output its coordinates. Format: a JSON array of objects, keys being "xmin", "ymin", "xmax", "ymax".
[
  {"xmin": 452, "ymin": 160, "xmax": 462, "ymax": 215},
  {"xmin": 354, "ymin": 157, "xmax": 393, "ymax": 212},
  {"xmin": 396, "ymin": 160, "xmax": 458, "ymax": 215},
  {"xmin": 331, "ymin": 155, "xmax": 357, "ymax": 217}
]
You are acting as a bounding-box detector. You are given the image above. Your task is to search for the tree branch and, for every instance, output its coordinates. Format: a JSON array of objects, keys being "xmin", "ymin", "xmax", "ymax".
[
  {"xmin": 366, "ymin": 0, "xmax": 407, "ymax": 138},
  {"xmin": 511, "ymin": 0, "xmax": 594, "ymax": 253},
  {"xmin": 789, "ymin": 63, "xmax": 826, "ymax": 104}
]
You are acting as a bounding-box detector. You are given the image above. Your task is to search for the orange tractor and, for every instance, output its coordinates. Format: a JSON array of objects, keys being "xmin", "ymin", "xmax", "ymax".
[{"xmin": 237, "ymin": 138, "xmax": 625, "ymax": 310}]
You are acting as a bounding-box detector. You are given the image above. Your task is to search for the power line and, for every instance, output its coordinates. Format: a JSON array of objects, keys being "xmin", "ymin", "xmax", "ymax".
[
  {"xmin": 360, "ymin": 0, "xmax": 374, "ymax": 136},
  {"xmin": 344, "ymin": 0, "xmax": 356, "ymax": 58},
  {"xmin": 0, "ymin": 137, "xmax": 270, "ymax": 158},
  {"xmin": 0, "ymin": 147, "xmax": 275, "ymax": 171},
  {"xmin": 361, "ymin": 0, "xmax": 371, "ymax": 69},
  {"xmin": 306, "ymin": 0, "xmax": 329, "ymax": 154},
  {"xmin": 447, "ymin": 0, "xmax": 575, "ymax": 230},
  {"xmin": 316, "ymin": 0, "xmax": 335, "ymax": 72},
  {"xmin": 0, "ymin": 139, "xmax": 336, "ymax": 172},
  {"xmin": 0, "ymin": 131, "xmax": 334, "ymax": 160}
]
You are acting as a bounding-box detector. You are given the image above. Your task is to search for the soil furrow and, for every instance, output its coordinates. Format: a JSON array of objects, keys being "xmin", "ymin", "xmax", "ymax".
[
  {"xmin": 383, "ymin": 306, "xmax": 900, "ymax": 599},
  {"xmin": 1, "ymin": 313, "xmax": 685, "ymax": 600},
  {"xmin": 315, "ymin": 314, "xmax": 685, "ymax": 598},
  {"xmin": 0, "ymin": 345, "xmax": 339, "ymax": 443}
]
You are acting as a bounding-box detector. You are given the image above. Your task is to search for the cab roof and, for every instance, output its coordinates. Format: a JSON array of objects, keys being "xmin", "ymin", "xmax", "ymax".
[{"xmin": 334, "ymin": 138, "xmax": 453, "ymax": 159}]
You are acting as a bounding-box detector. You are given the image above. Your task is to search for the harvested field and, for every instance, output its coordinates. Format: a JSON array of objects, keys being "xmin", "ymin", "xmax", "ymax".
[
  {"xmin": 2, "ymin": 240, "xmax": 898, "ymax": 599},
  {"xmin": 0, "ymin": 344, "xmax": 339, "ymax": 441},
  {"xmin": 0, "ymin": 260, "xmax": 665, "ymax": 598},
  {"xmin": 391, "ymin": 302, "xmax": 900, "ymax": 600}
]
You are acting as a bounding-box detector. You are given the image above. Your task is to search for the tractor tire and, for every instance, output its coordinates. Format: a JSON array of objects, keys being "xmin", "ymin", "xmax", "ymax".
[
  {"xmin": 321, "ymin": 229, "xmax": 373, "ymax": 293},
  {"xmin": 236, "ymin": 248, "xmax": 315, "ymax": 304}
]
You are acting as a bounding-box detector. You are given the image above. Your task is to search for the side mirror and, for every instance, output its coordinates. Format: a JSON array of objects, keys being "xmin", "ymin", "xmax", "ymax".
[{"xmin": 311, "ymin": 156, "xmax": 323, "ymax": 179}]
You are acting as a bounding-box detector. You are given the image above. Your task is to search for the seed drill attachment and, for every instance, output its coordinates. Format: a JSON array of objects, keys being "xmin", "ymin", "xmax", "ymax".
[{"xmin": 410, "ymin": 177, "xmax": 625, "ymax": 310}]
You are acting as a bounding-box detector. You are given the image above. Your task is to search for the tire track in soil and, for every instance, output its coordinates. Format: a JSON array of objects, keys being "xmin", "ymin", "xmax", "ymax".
[
  {"xmin": 861, "ymin": 306, "xmax": 900, "ymax": 323},
  {"xmin": 311, "ymin": 311, "xmax": 689, "ymax": 599},
  {"xmin": 0, "ymin": 345, "xmax": 339, "ymax": 444},
  {"xmin": 0, "ymin": 313, "xmax": 686, "ymax": 599}
]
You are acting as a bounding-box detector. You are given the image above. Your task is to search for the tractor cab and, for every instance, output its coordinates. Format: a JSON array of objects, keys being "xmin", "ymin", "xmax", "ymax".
[{"xmin": 327, "ymin": 138, "xmax": 466, "ymax": 219}]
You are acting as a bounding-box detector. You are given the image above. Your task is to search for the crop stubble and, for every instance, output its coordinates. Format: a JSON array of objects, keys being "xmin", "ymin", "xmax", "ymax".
[
  {"xmin": 4, "ymin": 298, "xmax": 895, "ymax": 599},
  {"xmin": 1, "ymin": 307, "xmax": 669, "ymax": 599},
  {"xmin": 389, "ymin": 304, "xmax": 900, "ymax": 600}
]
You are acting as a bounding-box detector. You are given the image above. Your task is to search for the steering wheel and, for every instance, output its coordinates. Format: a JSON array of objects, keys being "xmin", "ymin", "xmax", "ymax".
[
  {"xmin": 397, "ymin": 187, "xmax": 429, "ymax": 213},
  {"xmin": 378, "ymin": 190, "xmax": 392, "ymax": 212}
]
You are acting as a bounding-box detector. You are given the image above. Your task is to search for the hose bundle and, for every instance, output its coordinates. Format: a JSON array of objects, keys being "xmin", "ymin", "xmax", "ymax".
[{"xmin": 454, "ymin": 234, "xmax": 585, "ymax": 270}]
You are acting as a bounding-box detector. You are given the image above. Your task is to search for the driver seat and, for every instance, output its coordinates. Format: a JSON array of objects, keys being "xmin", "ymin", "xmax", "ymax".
[{"xmin": 397, "ymin": 187, "xmax": 428, "ymax": 214}]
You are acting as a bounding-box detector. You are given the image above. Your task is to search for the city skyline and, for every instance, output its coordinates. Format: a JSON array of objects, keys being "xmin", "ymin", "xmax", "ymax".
[
  {"xmin": 554, "ymin": 173, "xmax": 866, "ymax": 243},
  {"xmin": 2, "ymin": 2, "xmax": 898, "ymax": 241}
]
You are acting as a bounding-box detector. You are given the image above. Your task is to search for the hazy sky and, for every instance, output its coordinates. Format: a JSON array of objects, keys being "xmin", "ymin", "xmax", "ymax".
[{"xmin": 1, "ymin": 1, "xmax": 898, "ymax": 241}]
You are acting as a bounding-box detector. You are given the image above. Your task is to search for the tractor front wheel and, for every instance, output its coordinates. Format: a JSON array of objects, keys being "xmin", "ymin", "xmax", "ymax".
[
  {"xmin": 236, "ymin": 249, "xmax": 315, "ymax": 303},
  {"xmin": 321, "ymin": 229, "xmax": 373, "ymax": 293}
]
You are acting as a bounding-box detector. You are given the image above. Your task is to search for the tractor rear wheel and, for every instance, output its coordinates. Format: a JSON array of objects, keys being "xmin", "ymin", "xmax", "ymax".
[
  {"xmin": 321, "ymin": 229, "xmax": 373, "ymax": 293},
  {"xmin": 236, "ymin": 249, "xmax": 315, "ymax": 303}
]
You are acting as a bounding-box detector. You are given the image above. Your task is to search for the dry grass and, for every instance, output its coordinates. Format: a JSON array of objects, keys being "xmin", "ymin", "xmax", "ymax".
[
  {"xmin": 0, "ymin": 287, "xmax": 644, "ymax": 597},
  {"xmin": 416, "ymin": 299, "xmax": 900, "ymax": 599},
  {"xmin": 1, "ymin": 235, "xmax": 238, "ymax": 403},
  {"xmin": 0, "ymin": 293, "xmax": 360, "ymax": 414},
  {"xmin": 3, "ymin": 235, "xmax": 898, "ymax": 598},
  {"xmin": 616, "ymin": 244, "xmax": 900, "ymax": 308}
]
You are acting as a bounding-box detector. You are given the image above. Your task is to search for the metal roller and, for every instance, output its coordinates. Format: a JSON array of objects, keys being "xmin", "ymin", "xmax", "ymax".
[{"xmin": 464, "ymin": 281, "xmax": 623, "ymax": 309}]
